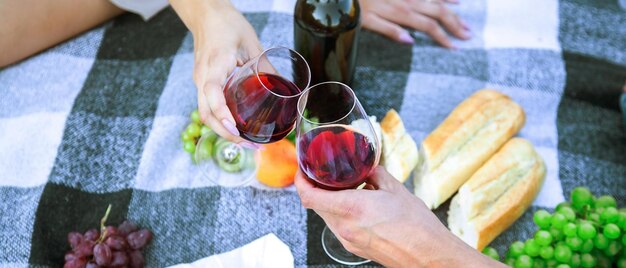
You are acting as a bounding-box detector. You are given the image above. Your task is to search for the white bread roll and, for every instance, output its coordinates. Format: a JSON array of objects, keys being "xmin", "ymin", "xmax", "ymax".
[
  {"xmin": 448, "ymin": 138, "xmax": 546, "ymax": 251},
  {"xmin": 380, "ymin": 109, "xmax": 418, "ymax": 183},
  {"xmin": 414, "ymin": 89, "xmax": 525, "ymax": 209}
]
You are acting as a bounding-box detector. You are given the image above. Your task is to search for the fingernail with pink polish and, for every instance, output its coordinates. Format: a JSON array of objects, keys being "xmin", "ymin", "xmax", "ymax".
[
  {"xmin": 221, "ymin": 119, "xmax": 240, "ymax": 137},
  {"xmin": 240, "ymin": 142, "xmax": 262, "ymax": 150},
  {"xmin": 462, "ymin": 30, "xmax": 472, "ymax": 39},
  {"xmin": 461, "ymin": 20, "xmax": 471, "ymax": 31},
  {"xmin": 398, "ymin": 32, "xmax": 415, "ymax": 45}
]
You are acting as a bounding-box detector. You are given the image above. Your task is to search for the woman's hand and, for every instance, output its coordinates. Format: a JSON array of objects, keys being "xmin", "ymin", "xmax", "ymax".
[
  {"xmin": 360, "ymin": 0, "xmax": 470, "ymax": 48},
  {"xmin": 170, "ymin": 0, "xmax": 262, "ymax": 147},
  {"xmin": 295, "ymin": 166, "xmax": 503, "ymax": 267}
]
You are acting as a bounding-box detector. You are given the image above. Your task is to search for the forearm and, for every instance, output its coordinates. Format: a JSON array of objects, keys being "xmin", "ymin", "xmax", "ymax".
[
  {"xmin": 369, "ymin": 222, "xmax": 504, "ymax": 267},
  {"xmin": 0, "ymin": 0, "xmax": 123, "ymax": 67}
]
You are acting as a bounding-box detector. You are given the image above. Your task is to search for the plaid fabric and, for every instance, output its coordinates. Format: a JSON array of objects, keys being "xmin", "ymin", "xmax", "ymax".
[{"xmin": 1, "ymin": 0, "xmax": 625, "ymax": 267}]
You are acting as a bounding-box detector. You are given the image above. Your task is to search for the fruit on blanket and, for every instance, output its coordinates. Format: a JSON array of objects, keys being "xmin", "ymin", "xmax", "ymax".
[
  {"xmin": 64, "ymin": 205, "xmax": 152, "ymax": 268},
  {"xmin": 256, "ymin": 139, "xmax": 298, "ymax": 188},
  {"xmin": 496, "ymin": 187, "xmax": 626, "ymax": 267}
]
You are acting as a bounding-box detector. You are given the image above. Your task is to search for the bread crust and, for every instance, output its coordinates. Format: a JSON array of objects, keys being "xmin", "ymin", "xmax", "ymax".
[
  {"xmin": 380, "ymin": 109, "xmax": 418, "ymax": 183},
  {"xmin": 448, "ymin": 138, "xmax": 546, "ymax": 250},
  {"xmin": 414, "ymin": 89, "xmax": 526, "ymax": 209}
]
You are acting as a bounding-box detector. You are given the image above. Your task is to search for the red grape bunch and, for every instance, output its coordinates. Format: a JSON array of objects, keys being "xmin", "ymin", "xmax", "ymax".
[{"xmin": 64, "ymin": 205, "xmax": 153, "ymax": 268}]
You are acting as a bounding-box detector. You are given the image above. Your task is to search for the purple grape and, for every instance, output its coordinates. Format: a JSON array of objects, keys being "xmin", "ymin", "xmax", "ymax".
[
  {"xmin": 105, "ymin": 236, "xmax": 128, "ymax": 251},
  {"xmin": 94, "ymin": 243, "xmax": 112, "ymax": 266},
  {"xmin": 128, "ymin": 250, "xmax": 145, "ymax": 268},
  {"xmin": 127, "ymin": 229, "xmax": 153, "ymax": 250},
  {"xmin": 73, "ymin": 241, "xmax": 95, "ymax": 258},
  {"xmin": 103, "ymin": 226, "xmax": 118, "ymax": 239},
  {"xmin": 67, "ymin": 232, "xmax": 84, "ymax": 249},
  {"xmin": 63, "ymin": 258, "xmax": 86, "ymax": 268},
  {"xmin": 85, "ymin": 261, "xmax": 98, "ymax": 268},
  {"xmin": 84, "ymin": 229, "xmax": 100, "ymax": 241},
  {"xmin": 110, "ymin": 251, "xmax": 129, "ymax": 267},
  {"xmin": 64, "ymin": 253, "xmax": 77, "ymax": 262},
  {"xmin": 118, "ymin": 220, "xmax": 138, "ymax": 236}
]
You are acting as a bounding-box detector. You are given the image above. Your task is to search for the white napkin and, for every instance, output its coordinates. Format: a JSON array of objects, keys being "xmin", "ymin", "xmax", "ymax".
[{"xmin": 167, "ymin": 233, "xmax": 294, "ymax": 268}]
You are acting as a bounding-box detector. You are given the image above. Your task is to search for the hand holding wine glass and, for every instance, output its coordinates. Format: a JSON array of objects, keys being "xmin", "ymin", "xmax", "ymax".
[
  {"xmin": 170, "ymin": 0, "xmax": 263, "ymax": 147},
  {"xmin": 294, "ymin": 167, "xmax": 506, "ymax": 267}
]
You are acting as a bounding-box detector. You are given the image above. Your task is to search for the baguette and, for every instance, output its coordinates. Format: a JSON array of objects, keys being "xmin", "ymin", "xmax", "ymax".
[
  {"xmin": 448, "ymin": 138, "xmax": 546, "ymax": 250},
  {"xmin": 380, "ymin": 109, "xmax": 419, "ymax": 183},
  {"xmin": 413, "ymin": 89, "xmax": 525, "ymax": 209}
]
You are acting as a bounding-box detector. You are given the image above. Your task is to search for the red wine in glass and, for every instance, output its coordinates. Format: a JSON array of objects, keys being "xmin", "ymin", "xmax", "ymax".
[
  {"xmin": 225, "ymin": 72, "xmax": 301, "ymax": 143},
  {"xmin": 298, "ymin": 124, "xmax": 376, "ymax": 190}
]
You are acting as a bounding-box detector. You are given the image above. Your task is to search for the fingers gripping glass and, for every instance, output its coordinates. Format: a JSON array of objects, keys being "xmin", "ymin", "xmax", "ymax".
[
  {"xmin": 195, "ymin": 47, "xmax": 311, "ymax": 186},
  {"xmin": 295, "ymin": 82, "xmax": 381, "ymax": 264}
]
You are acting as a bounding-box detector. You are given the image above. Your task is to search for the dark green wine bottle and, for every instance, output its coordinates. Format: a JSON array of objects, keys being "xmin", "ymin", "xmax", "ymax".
[{"xmin": 294, "ymin": 0, "xmax": 361, "ymax": 86}]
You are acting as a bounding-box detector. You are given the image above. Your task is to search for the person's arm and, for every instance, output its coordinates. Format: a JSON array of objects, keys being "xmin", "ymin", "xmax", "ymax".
[
  {"xmin": 0, "ymin": 0, "xmax": 124, "ymax": 67},
  {"xmin": 294, "ymin": 166, "xmax": 505, "ymax": 267},
  {"xmin": 169, "ymin": 0, "xmax": 262, "ymax": 148},
  {"xmin": 360, "ymin": 0, "xmax": 470, "ymax": 48}
]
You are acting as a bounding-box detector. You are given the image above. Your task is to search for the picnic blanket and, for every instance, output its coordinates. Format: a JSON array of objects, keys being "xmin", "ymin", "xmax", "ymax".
[{"xmin": 1, "ymin": 0, "xmax": 625, "ymax": 267}]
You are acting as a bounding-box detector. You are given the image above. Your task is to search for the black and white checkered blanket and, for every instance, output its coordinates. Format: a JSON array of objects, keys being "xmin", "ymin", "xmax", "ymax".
[{"xmin": 1, "ymin": 0, "xmax": 625, "ymax": 267}]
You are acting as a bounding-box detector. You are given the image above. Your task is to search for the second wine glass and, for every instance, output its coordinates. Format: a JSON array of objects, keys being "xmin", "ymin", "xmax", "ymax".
[
  {"xmin": 296, "ymin": 82, "xmax": 381, "ymax": 264},
  {"xmin": 224, "ymin": 46, "xmax": 311, "ymax": 143}
]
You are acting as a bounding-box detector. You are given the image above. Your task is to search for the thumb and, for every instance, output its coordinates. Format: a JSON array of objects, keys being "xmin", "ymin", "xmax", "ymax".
[{"xmin": 364, "ymin": 166, "xmax": 403, "ymax": 191}]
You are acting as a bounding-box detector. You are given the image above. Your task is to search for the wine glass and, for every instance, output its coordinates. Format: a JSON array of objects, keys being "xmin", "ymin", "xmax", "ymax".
[
  {"xmin": 295, "ymin": 82, "xmax": 381, "ymax": 265},
  {"xmin": 195, "ymin": 47, "xmax": 311, "ymax": 186}
]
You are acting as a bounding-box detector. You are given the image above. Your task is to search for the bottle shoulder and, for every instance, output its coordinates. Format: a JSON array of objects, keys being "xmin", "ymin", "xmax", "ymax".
[{"xmin": 294, "ymin": 0, "xmax": 360, "ymax": 35}]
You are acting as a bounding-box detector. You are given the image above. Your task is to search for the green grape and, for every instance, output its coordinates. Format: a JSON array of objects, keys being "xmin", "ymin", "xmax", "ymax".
[
  {"xmin": 181, "ymin": 131, "xmax": 193, "ymax": 142},
  {"xmin": 593, "ymin": 233, "xmax": 609, "ymax": 250},
  {"xmin": 587, "ymin": 213, "xmax": 600, "ymax": 224},
  {"xmin": 558, "ymin": 207, "xmax": 576, "ymax": 222},
  {"xmin": 595, "ymin": 253, "xmax": 611, "ymax": 268},
  {"xmin": 555, "ymin": 264, "xmax": 570, "ymax": 268},
  {"xmin": 534, "ymin": 258, "xmax": 546, "ymax": 268},
  {"xmin": 539, "ymin": 245, "xmax": 554, "ymax": 260},
  {"xmin": 579, "ymin": 239, "xmax": 594, "ymax": 253},
  {"xmin": 525, "ymin": 239, "xmax": 541, "ymax": 257},
  {"xmin": 600, "ymin": 207, "xmax": 619, "ymax": 224},
  {"xmin": 552, "ymin": 213, "xmax": 567, "ymax": 230},
  {"xmin": 515, "ymin": 255, "xmax": 534, "ymax": 268},
  {"xmin": 505, "ymin": 257, "xmax": 516, "ymax": 267},
  {"xmin": 550, "ymin": 227, "xmax": 564, "ymax": 242},
  {"xmin": 616, "ymin": 257, "xmax": 626, "ymax": 268},
  {"xmin": 579, "ymin": 253, "xmax": 595, "ymax": 268},
  {"xmin": 556, "ymin": 202, "xmax": 571, "ymax": 212},
  {"xmin": 536, "ymin": 230, "xmax": 553, "ymax": 246},
  {"xmin": 190, "ymin": 109, "xmax": 201, "ymax": 124},
  {"xmin": 183, "ymin": 140, "xmax": 196, "ymax": 153},
  {"xmin": 577, "ymin": 222, "xmax": 596, "ymax": 240},
  {"xmin": 565, "ymin": 237, "xmax": 582, "ymax": 252},
  {"xmin": 594, "ymin": 195, "xmax": 617, "ymax": 209},
  {"xmin": 571, "ymin": 187, "xmax": 593, "ymax": 210},
  {"xmin": 535, "ymin": 210, "xmax": 553, "ymax": 229},
  {"xmin": 563, "ymin": 223, "xmax": 577, "ymax": 237},
  {"xmin": 200, "ymin": 125, "xmax": 212, "ymax": 136},
  {"xmin": 545, "ymin": 261, "xmax": 556, "ymax": 268},
  {"xmin": 617, "ymin": 212, "xmax": 626, "ymax": 229},
  {"xmin": 554, "ymin": 245, "xmax": 572, "ymax": 263},
  {"xmin": 602, "ymin": 223, "xmax": 621, "ymax": 239},
  {"xmin": 569, "ymin": 253, "xmax": 580, "ymax": 267},
  {"xmin": 482, "ymin": 246, "xmax": 499, "ymax": 260},
  {"xmin": 622, "ymin": 232, "xmax": 626, "ymax": 246},
  {"xmin": 185, "ymin": 123, "xmax": 202, "ymax": 138},
  {"xmin": 603, "ymin": 240, "xmax": 622, "ymax": 256},
  {"xmin": 509, "ymin": 241, "xmax": 526, "ymax": 258}
]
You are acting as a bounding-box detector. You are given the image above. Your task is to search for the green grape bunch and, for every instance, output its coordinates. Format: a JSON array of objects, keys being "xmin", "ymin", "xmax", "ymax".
[
  {"xmin": 180, "ymin": 109, "xmax": 213, "ymax": 155},
  {"xmin": 481, "ymin": 186, "xmax": 626, "ymax": 268}
]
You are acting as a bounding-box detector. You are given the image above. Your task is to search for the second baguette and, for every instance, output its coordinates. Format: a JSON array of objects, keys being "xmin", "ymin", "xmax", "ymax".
[{"xmin": 413, "ymin": 89, "xmax": 525, "ymax": 209}]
